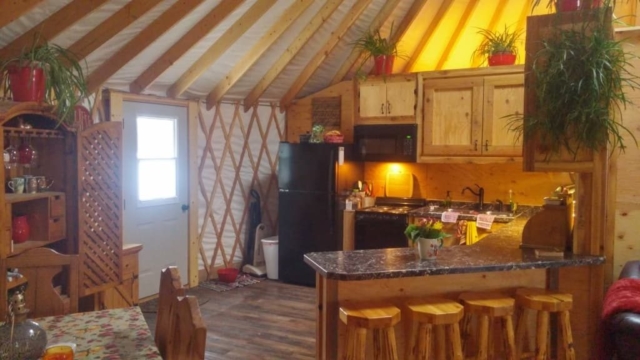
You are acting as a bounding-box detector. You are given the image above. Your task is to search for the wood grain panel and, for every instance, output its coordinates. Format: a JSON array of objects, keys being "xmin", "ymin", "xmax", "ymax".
[
  {"xmin": 363, "ymin": 162, "xmax": 571, "ymax": 205},
  {"xmin": 0, "ymin": 0, "xmax": 44, "ymax": 28},
  {"xmin": 613, "ymin": 202, "xmax": 640, "ymax": 279}
]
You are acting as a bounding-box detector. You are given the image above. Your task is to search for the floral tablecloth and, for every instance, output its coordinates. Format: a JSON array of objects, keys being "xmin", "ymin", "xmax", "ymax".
[{"xmin": 36, "ymin": 307, "xmax": 161, "ymax": 360}]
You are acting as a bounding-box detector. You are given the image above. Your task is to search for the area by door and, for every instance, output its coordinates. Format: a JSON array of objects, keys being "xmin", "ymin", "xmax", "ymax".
[{"xmin": 123, "ymin": 101, "xmax": 189, "ymax": 298}]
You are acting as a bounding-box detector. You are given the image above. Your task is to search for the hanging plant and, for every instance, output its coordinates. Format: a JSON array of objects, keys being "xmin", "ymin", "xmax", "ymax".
[{"xmin": 509, "ymin": 3, "xmax": 638, "ymax": 158}]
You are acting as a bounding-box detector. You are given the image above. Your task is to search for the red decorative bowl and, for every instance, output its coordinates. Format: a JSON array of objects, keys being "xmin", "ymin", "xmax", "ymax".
[
  {"xmin": 323, "ymin": 134, "xmax": 344, "ymax": 143},
  {"xmin": 217, "ymin": 268, "xmax": 239, "ymax": 283}
]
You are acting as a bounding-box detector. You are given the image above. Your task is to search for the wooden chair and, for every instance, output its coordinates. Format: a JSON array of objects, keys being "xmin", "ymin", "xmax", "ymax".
[
  {"xmin": 3, "ymin": 248, "xmax": 78, "ymax": 318},
  {"xmin": 167, "ymin": 296, "xmax": 207, "ymax": 360},
  {"xmin": 155, "ymin": 266, "xmax": 186, "ymax": 358}
]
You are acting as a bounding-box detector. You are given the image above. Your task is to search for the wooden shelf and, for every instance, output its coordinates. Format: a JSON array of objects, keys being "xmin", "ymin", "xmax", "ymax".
[
  {"xmin": 10, "ymin": 238, "xmax": 64, "ymax": 257},
  {"xmin": 7, "ymin": 275, "xmax": 28, "ymax": 290},
  {"xmin": 3, "ymin": 127, "xmax": 64, "ymax": 139},
  {"xmin": 5, "ymin": 191, "xmax": 64, "ymax": 204}
]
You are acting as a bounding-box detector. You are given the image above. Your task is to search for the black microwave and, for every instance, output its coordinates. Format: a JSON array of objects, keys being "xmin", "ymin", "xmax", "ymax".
[{"xmin": 353, "ymin": 124, "xmax": 417, "ymax": 162}]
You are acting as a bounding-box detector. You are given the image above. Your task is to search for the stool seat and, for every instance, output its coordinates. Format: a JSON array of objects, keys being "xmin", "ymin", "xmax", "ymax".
[
  {"xmin": 407, "ymin": 297, "xmax": 464, "ymax": 325},
  {"xmin": 459, "ymin": 292, "xmax": 516, "ymax": 360},
  {"xmin": 514, "ymin": 288, "xmax": 575, "ymax": 360},
  {"xmin": 340, "ymin": 302, "xmax": 401, "ymax": 360},
  {"xmin": 407, "ymin": 298, "xmax": 464, "ymax": 360}
]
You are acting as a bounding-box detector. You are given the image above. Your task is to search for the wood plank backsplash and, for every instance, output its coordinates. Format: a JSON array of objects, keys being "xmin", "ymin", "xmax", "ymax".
[{"xmin": 363, "ymin": 162, "xmax": 572, "ymax": 205}]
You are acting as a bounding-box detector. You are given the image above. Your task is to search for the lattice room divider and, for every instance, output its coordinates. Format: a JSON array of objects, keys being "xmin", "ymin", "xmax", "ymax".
[{"xmin": 197, "ymin": 102, "xmax": 284, "ymax": 278}]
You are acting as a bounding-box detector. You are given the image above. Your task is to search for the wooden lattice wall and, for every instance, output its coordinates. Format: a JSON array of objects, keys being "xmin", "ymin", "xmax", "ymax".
[{"xmin": 197, "ymin": 102, "xmax": 284, "ymax": 278}]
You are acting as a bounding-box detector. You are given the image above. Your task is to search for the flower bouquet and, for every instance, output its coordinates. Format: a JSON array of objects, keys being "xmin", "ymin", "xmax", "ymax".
[{"xmin": 404, "ymin": 218, "xmax": 449, "ymax": 260}]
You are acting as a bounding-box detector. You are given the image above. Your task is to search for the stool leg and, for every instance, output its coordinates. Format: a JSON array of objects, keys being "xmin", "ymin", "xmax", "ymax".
[
  {"xmin": 502, "ymin": 315, "xmax": 516, "ymax": 360},
  {"xmin": 447, "ymin": 323, "xmax": 464, "ymax": 360},
  {"xmin": 477, "ymin": 315, "xmax": 490, "ymax": 360},
  {"xmin": 382, "ymin": 326, "xmax": 399, "ymax": 360},
  {"xmin": 435, "ymin": 325, "xmax": 446, "ymax": 360},
  {"xmin": 535, "ymin": 311, "xmax": 550, "ymax": 360},
  {"xmin": 559, "ymin": 311, "xmax": 575, "ymax": 360},
  {"xmin": 460, "ymin": 314, "xmax": 473, "ymax": 356},
  {"xmin": 414, "ymin": 322, "xmax": 432, "ymax": 360},
  {"xmin": 345, "ymin": 325, "xmax": 355, "ymax": 360},
  {"xmin": 347, "ymin": 327, "xmax": 367, "ymax": 360},
  {"xmin": 487, "ymin": 317, "xmax": 496, "ymax": 359},
  {"xmin": 515, "ymin": 307, "xmax": 528, "ymax": 359}
]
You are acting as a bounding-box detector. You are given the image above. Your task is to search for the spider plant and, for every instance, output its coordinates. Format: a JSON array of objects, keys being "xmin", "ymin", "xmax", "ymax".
[
  {"xmin": 0, "ymin": 35, "xmax": 89, "ymax": 126},
  {"xmin": 509, "ymin": 6, "xmax": 638, "ymax": 158},
  {"xmin": 472, "ymin": 25, "xmax": 523, "ymax": 65}
]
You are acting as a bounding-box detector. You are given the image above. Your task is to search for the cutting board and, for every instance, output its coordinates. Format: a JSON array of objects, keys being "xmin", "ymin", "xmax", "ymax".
[{"xmin": 385, "ymin": 172, "xmax": 413, "ymax": 198}]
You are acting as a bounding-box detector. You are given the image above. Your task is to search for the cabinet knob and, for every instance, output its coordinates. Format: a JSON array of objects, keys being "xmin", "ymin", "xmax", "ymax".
[
  {"xmin": 387, "ymin": 101, "xmax": 391, "ymax": 114},
  {"xmin": 380, "ymin": 103, "xmax": 385, "ymax": 114}
]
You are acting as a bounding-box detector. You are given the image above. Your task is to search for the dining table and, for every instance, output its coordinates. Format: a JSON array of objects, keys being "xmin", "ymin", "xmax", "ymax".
[{"xmin": 36, "ymin": 306, "xmax": 161, "ymax": 359}]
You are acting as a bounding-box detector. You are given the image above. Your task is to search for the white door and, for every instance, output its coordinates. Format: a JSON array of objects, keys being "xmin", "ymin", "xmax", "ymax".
[{"xmin": 123, "ymin": 101, "xmax": 189, "ymax": 298}]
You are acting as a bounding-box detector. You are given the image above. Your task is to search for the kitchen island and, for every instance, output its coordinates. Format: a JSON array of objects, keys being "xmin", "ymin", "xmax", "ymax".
[{"xmin": 304, "ymin": 217, "xmax": 605, "ymax": 360}]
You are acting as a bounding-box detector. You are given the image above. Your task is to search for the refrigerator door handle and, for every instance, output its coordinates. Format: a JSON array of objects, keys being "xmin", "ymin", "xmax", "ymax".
[{"xmin": 328, "ymin": 150, "xmax": 335, "ymax": 235}]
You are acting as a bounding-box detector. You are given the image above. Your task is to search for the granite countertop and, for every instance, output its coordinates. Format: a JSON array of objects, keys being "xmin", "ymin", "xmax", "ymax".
[{"xmin": 303, "ymin": 214, "xmax": 605, "ymax": 281}]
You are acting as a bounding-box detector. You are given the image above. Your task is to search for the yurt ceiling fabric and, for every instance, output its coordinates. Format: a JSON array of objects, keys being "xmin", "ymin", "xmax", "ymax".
[{"xmin": 1, "ymin": 0, "xmax": 562, "ymax": 107}]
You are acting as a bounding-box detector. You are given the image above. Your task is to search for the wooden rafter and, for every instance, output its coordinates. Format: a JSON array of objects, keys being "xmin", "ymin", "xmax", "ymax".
[
  {"xmin": 516, "ymin": 0, "xmax": 532, "ymax": 35},
  {"xmin": 242, "ymin": 0, "xmax": 342, "ymax": 112},
  {"xmin": 67, "ymin": 0, "xmax": 162, "ymax": 61},
  {"xmin": 0, "ymin": 0, "xmax": 44, "ymax": 29},
  {"xmin": 0, "ymin": 0, "xmax": 108, "ymax": 60},
  {"xmin": 167, "ymin": 0, "xmax": 277, "ymax": 99},
  {"xmin": 205, "ymin": 0, "xmax": 313, "ymax": 109},
  {"xmin": 471, "ymin": 0, "xmax": 509, "ymax": 68},
  {"xmin": 435, "ymin": 0, "xmax": 480, "ymax": 70},
  {"xmin": 330, "ymin": 0, "xmax": 403, "ymax": 85},
  {"xmin": 280, "ymin": 0, "xmax": 373, "ymax": 110},
  {"xmin": 403, "ymin": 0, "xmax": 453, "ymax": 72},
  {"xmin": 86, "ymin": 0, "xmax": 203, "ymax": 94},
  {"xmin": 130, "ymin": 0, "xmax": 243, "ymax": 94}
]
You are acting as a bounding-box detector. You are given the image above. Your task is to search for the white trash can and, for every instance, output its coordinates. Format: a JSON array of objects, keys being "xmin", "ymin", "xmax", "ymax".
[{"xmin": 261, "ymin": 236, "xmax": 279, "ymax": 280}]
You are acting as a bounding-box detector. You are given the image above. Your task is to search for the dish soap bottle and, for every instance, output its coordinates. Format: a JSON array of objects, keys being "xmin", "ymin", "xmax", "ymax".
[
  {"xmin": 509, "ymin": 189, "xmax": 517, "ymax": 213},
  {"xmin": 443, "ymin": 190, "xmax": 452, "ymax": 208}
]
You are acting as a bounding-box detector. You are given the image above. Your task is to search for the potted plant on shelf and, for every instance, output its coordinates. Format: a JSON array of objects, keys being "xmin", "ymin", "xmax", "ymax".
[
  {"xmin": 404, "ymin": 218, "xmax": 449, "ymax": 260},
  {"xmin": 472, "ymin": 25, "xmax": 523, "ymax": 66},
  {"xmin": 511, "ymin": 1, "xmax": 637, "ymax": 161},
  {"xmin": 354, "ymin": 25, "xmax": 399, "ymax": 77},
  {"xmin": 0, "ymin": 35, "xmax": 89, "ymax": 126}
]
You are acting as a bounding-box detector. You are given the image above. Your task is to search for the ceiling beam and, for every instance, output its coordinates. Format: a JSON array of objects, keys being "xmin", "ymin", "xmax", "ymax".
[
  {"xmin": 68, "ymin": 0, "xmax": 162, "ymax": 61},
  {"xmin": 403, "ymin": 0, "xmax": 453, "ymax": 72},
  {"xmin": 130, "ymin": 0, "xmax": 243, "ymax": 94},
  {"xmin": 516, "ymin": 0, "xmax": 532, "ymax": 34},
  {"xmin": 471, "ymin": 0, "xmax": 509, "ymax": 68},
  {"xmin": 0, "ymin": 0, "xmax": 45, "ymax": 29},
  {"xmin": 435, "ymin": 0, "xmax": 480, "ymax": 70},
  {"xmin": 0, "ymin": 0, "xmax": 108, "ymax": 60},
  {"xmin": 205, "ymin": 0, "xmax": 313, "ymax": 109},
  {"xmin": 280, "ymin": 0, "xmax": 373, "ymax": 110},
  {"xmin": 167, "ymin": 0, "xmax": 276, "ymax": 99},
  {"xmin": 87, "ymin": 0, "xmax": 203, "ymax": 94},
  {"xmin": 330, "ymin": 0, "xmax": 405, "ymax": 85},
  {"xmin": 242, "ymin": 0, "xmax": 342, "ymax": 112}
]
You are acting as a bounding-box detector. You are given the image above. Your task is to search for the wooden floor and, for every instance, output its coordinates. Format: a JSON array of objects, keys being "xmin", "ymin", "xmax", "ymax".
[{"xmin": 143, "ymin": 279, "xmax": 316, "ymax": 360}]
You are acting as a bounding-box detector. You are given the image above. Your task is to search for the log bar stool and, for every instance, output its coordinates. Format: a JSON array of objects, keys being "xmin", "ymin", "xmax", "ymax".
[
  {"xmin": 339, "ymin": 302, "xmax": 401, "ymax": 360},
  {"xmin": 514, "ymin": 288, "xmax": 574, "ymax": 360},
  {"xmin": 459, "ymin": 292, "xmax": 517, "ymax": 360},
  {"xmin": 406, "ymin": 298, "xmax": 464, "ymax": 360}
]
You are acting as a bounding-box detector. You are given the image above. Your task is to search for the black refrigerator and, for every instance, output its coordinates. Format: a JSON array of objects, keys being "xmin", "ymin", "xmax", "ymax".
[{"xmin": 278, "ymin": 142, "xmax": 363, "ymax": 286}]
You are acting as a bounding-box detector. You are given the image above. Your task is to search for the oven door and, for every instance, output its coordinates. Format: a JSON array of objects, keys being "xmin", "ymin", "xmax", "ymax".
[
  {"xmin": 354, "ymin": 124, "xmax": 417, "ymax": 163},
  {"xmin": 354, "ymin": 213, "xmax": 409, "ymax": 250}
]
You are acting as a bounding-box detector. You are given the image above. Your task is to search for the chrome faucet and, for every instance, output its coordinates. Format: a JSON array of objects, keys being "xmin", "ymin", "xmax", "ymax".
[{"xmin": 462, "ymin": 184, "xmax": 484, "ymax": 210}]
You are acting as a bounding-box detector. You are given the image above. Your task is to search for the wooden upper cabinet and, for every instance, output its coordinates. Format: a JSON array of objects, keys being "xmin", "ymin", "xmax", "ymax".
[
  {"xmin": 356, "ymin": 74, "xmax": 418, "ymax": 124},
  {"xmin": 422, "ymin": 77, "xmax": 483, "ymax": 156},
  {"xmin": 482, "ymin": 74, "xmax": 524, "ymax": 157},
  {"xmin": 420, "ymin": 67, "xmax": 524, "ymax": 160}
]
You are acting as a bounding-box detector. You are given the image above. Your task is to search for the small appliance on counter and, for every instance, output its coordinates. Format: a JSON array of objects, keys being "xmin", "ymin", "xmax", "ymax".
[{"xmin": 354, "ymin": 197, "xmax": 427, "ymax": 250}]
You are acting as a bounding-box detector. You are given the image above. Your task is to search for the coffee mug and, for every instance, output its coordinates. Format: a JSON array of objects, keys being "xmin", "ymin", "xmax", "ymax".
[
  {"xmin": 8, "ymin": 177, "xmax": 25, "ymax": 194},
  {"xmin": 25, "ymin": 177, "xmax": 38, "ymax": 194}
]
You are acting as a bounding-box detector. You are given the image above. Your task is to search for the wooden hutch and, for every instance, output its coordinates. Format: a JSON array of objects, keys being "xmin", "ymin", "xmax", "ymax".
[{"xmin": 0, "ymin": 101, "xmax": 140, "ymax": 320}]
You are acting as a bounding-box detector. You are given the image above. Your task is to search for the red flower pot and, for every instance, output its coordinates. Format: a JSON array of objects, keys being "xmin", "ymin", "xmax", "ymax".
[
  {"xmin": 488, "ymin": 52, "xmax": 516, "ymax": 66},
  {"xmin": 384, "ymin": 55, "xmax": 395, "ymax": 75},
  {"xmin": 12, "ymin": 216, "xmax": 30, "ymax": 244},
  {"xmin": 373, "ymin": 55, "xmax": 386, "ymax": 76},
  {"xmin": 556, "ymin": 0, "xmax": 579, "ymax": 12},
  {"xmin": 8, "ymin": 65, "xmax": 45, "ymax": 102}
]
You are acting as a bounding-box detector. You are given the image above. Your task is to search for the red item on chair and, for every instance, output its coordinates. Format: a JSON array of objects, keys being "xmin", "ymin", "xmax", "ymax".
[{"xmin": 598, "ymin": 278, "xmax": 640, "ymax": 359}]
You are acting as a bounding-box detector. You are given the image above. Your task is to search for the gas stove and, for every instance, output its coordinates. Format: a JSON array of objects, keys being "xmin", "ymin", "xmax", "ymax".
[{"xmin": 356, "ymin": 197, "xmax": 427, "ymax": 216}]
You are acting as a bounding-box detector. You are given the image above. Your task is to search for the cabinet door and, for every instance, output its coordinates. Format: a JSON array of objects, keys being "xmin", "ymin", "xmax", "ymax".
[
  {"xmin": 422, "ymin": 77, "xmax": 483, "ymax": 156},
  {"xmin": 385, "ymin": 77, "xmax": 416, "ymax": 117},
  {"xmin": 359, "ymin": 81, "xmax": 387, "ymax": 118},
  {"xmin": 482, "ymin": 74, "xmax": 524, "ymax": 157}
]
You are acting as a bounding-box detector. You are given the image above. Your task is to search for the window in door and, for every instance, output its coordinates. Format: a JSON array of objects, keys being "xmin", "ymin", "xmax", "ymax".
[{"xmin": 136, "ymin": 116, "xmax": 178, "ymax": 206}]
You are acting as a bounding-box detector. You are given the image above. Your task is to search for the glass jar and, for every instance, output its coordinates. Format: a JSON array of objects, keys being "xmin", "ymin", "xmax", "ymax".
[{"xmin": 0, "ymin": 286, "xmax": 48, "ymax": 360}]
